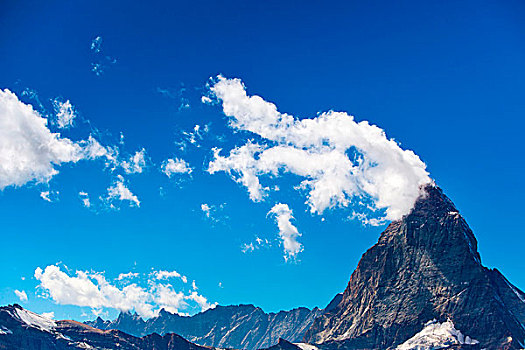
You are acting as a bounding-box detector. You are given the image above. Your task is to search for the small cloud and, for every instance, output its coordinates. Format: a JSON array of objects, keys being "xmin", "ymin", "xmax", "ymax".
[
  {"xmin": 241, "ymin": 243, "xmax": 255, "ymax": 253},
  {"xmin": 161, "ymin": 158, "xmax": 192, "ymax": 177},
  {"xmin": 201, "ymin": 96, "xmax": 213, "ymax": 104},
  {"xmin": 154, "ymin": 270, "xmax": 187, "ymax": 283},
  {"xmin": 200, "ymin": 202, "xmax": 228, "ymax": 224},
  {"xmin": 117, "ymin": 272, "xmax": 139, "ymax": 281},
  {"xmin": 90, "ymin": 36, "xmax": 102, "ymax": 53},
  {"xmin": 349, "ymin": 211, "xmax": 386, "ymax": 227},
  {"xmin": 79, "ymin": 191, "xmax": 91, "ymax": 208},
  {"xmin": 14, "ymin": 290, "xmax": 28, "ymax": 302},
  {"xmin": 104, "ymin": 175, "xmax": 140, "ymax": 208},
  {"xmin": 177, "ymin": 124, "xmax": 211, "ymax": 150},
  {"xmin": 121, "ymin": 148, "xmax": 147, "ymax": 174},
  {"xmin": 53, "ymin": 99, "xmax": 76, "ymax": 129},
  {"xmin": 192, "ymin": 280, "xmax": 198, "ymax": 290},
  {"xmin": 40, "ymin": 191, "xmax": 59, "ymax": 203},
  {"xmin": 218, "ymin": 282, "xmax": 223, "ymax": 288},
  {"xmin": 201, "ymin": 203, "xmax": 211, "ymax": 218},
  {"xmin": 268, "ymin": 203, "xmax": 303, "ymax": 262}
]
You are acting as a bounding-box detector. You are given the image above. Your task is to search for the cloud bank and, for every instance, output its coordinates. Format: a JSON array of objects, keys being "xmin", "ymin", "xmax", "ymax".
[
  {"xmin": 207, "ymin": 76, "xmax": 431, "ymax": 222},
  {"xmin": 34, "ymin": 265, "xmax": 216, "ymax": 318}
]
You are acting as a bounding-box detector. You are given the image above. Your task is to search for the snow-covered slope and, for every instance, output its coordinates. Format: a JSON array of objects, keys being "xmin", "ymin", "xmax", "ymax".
[{"xmin": 396, "ymin": 319, "xmax": 478, "ymax": 350}]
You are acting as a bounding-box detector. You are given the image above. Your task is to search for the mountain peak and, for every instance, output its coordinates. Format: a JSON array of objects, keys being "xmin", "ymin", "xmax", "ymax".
[{"xmin": 304, "ymin": 185, "xmax": 525, "ymax": 349}]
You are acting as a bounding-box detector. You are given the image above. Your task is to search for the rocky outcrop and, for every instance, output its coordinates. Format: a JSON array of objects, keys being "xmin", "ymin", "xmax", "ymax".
[
  {"xmin": 88, "ymin": 304, "xmax": 324, "ymax": 350},
  {"xmin": 303, "ymin": 185, "xmax": 525, "ymax": 349}
]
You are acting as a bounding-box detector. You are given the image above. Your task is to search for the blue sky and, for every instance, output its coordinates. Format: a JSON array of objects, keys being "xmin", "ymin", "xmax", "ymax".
[{"xmin": 0, "ymin": 0, "xmax": 524, "ymax": 321}]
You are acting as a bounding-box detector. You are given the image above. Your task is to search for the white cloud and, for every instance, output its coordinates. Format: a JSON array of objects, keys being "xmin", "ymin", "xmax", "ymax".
[
  {"xmin": 268, "ymin": 204, "xmax": 303, "ymax": 261},
  {"xmin": 0, "ymin": 89, "xmax": 123, "ymax": 194},
  {"xmin": 192, "ymin": 280, "xmax": 198, "ymax": 290},
  {"xmin": 34, "ymin": 265, "xmax": 214, "ymax": 318},
  {"xmin": 53, "ymin": 99, "xmax": 76, "ymax": 129},
  {"xmin": 105, "ymin": 176, "xmax": 140, "ymax": 207},
  {"xmin": 121, "ymin": 149, "xmax": 147, "ymax": 174},
  {"xmin": 0, "ymin": 89, "xmax": 89, "ymax": 190},
  {"xmin": 117, "ymin": 272, "xmax": 139, "ymax": 280},
  {"xmin": 40, "ymin": 190, "xmax": 59, "ymax": 203},
  {"xmin": 201, "ymin": 203, "xmax": 211, "ymax": 217},
  {"xmin": 186, "ymin": 291, "xmax": 216, "ymax": 312},
  {"xmin": 14, "ymin": 289, "xmax": 28, "ymax": 302},
  {"xmin": 161, "ymin": 158, "xmax": 192, "ymax": 177},
  {"xmin": 79, "ymin": 191, "xmax": 91, "ymax": 208},
  {"xmin": 206, "ymin": 76, "xmax": 431, "ymax": 222},
  {"xmin": 154, "ymin": 270, "xmax": 187, "ymax": 283}
]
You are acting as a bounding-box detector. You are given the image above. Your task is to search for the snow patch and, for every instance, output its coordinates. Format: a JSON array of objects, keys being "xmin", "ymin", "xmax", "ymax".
[
  {"xmin": 396, "ymin": 319, "xmax": 479, "ymax": 350},
  {"xmin": 15, "ymin": 308, "xmax": 56, "ymax": 332},
  {"xmin": 295, "ymin": 343, "xmax": 319, "ymax": 350}
]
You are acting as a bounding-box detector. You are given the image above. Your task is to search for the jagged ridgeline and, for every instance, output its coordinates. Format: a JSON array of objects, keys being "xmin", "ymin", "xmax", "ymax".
[
  {"xmin": 86, "ymin": 304, "xmax": 324, "ymax": 349},
  {"xmin": 1, "ymin": 185, "xmax": 524, "ymax": 349}
]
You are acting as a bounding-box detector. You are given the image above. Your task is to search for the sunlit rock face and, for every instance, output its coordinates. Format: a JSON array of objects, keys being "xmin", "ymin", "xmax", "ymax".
[{"xmin": 304, "ymin": 185, "xmax": 525, "ymax": 350}]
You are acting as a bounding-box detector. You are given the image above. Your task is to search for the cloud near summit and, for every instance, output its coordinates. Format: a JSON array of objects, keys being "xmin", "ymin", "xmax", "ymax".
[{"xmin": 207, "ymin": 76, "xmax": 431, "ymax": 222}]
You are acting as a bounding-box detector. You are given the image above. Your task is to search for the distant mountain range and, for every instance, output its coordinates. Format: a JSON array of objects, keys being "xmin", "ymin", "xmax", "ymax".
[
  {"xmin": 2, "ymin": 184, "xmax": 524, "ymax": 349},
  {"xmin": 86, "ymin": 303, "xmax": 326, "ymax": 349}
]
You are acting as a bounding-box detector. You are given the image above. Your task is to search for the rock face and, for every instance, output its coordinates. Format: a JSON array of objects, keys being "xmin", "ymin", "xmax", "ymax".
[
  {"xmin": 303, "ymin": 185, "xmax": 525, "ymax": 349},
  {"xmin": 0, "ymin": 304, "xmax": 212, "ymax": 350},
  {"xmin": 87, "ymin": 304, "xmax": 324, "ymax": 350}
]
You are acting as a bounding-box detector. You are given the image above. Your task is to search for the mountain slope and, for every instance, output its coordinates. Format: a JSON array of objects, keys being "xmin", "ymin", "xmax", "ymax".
[
  {"xmin": 87, "ymin": 304, "xmax": 324, "ymax": 350},
  {"xmin": 304, "ymin": 185, "xmax": 525, "ymax": 349},
  {"xmin": 0, "ymin": 304, "xmax": 213, "ymax": 350}
]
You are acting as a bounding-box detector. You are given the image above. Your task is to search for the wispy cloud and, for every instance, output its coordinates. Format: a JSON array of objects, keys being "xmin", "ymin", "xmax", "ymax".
[{"xmin": 200, "ymin": 202, "xmax": 228, "ymax": 224}]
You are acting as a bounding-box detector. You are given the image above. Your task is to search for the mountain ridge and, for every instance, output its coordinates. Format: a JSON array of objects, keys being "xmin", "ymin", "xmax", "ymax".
[{"xmin": 86, "ymin": 302, "xmax": 325, "ymax": 349}]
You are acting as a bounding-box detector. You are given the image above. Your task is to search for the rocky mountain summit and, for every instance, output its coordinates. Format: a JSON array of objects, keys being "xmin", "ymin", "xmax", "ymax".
[
  {"xmin": 304, "ymin": 184, "xmax": 525, "ymax": 349},
  {"xmin": 87, "ymin": 303, "xmax": 324, "ymax": 350}
]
